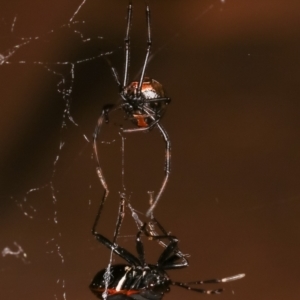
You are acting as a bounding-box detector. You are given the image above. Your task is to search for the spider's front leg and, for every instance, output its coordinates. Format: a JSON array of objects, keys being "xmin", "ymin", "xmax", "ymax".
[{"xmin": 93, "ymin": 104, "xmax": 115, "ymax": 191}]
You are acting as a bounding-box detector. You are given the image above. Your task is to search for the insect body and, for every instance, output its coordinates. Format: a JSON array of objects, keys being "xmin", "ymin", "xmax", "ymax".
[
  {"xmin": 90, "ymin": 219, "xmax": 245, "ymax": 300},
  {"xmin": 90, "ymin": 264, "xmax": 171, "ymax": 300}
]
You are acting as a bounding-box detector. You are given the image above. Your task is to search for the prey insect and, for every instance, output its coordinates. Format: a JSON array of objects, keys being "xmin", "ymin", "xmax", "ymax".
[
  {"xmin": 93, "ymin": 1, "xmax": 171, "ymax": 222},
  {"xmin": 90, "ymin": 196, "xmax": 245, "ymax": 300}
]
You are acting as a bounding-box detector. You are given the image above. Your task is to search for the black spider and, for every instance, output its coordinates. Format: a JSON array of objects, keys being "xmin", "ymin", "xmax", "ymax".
[
  {"xmin": 90, "ymin": 201, "xmax": 245, "ymax": 300},
  {"xmin": 93, "ymin": 1, "xmax": 171, "ymax": 222}
]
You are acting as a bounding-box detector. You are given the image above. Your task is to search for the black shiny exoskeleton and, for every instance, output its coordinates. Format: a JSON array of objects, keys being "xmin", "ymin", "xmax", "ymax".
[
  {"xmin": 90, "ymin": 264, "xmax": 171, "ymax": 300},
  {"xmin": 90, "ymin": 217, "xmax": 245, "ymax": 300}
]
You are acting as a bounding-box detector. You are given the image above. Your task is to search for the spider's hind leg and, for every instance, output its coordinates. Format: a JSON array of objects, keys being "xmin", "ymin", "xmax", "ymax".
[
  {"xmin": 122, "ymin": 119, "xmax": 171, "ymax": 217},
  {"xmin": 146, "ymin": 122, "xmax": 171, "ymax": 217},
  {"xmin": 92, "ymin": 104, "xmax": 120, "ymax": 236}
]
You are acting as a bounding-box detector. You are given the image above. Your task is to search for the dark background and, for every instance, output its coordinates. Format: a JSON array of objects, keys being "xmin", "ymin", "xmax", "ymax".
[{"xmin": 1, "ymin": 0, "xmax": 300, "ymax": 299}]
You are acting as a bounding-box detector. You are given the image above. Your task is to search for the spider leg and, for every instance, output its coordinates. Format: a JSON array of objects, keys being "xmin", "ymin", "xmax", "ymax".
[
  {"xmin": 121, "ymin": 103, "xmax": 164, "ymax": 133},
  {"xmin": 122, "ymin": 122, "xmax": 171, "ymax": 217},
  {"xmin": 138, "ymin": 4, "xmax": 151, "ymax": 93},
  {"xmin": 92, "ymin": 104, "xmax": 121, "ymax": 238},
  {"xmin": 112, "ymin": 194, "xmax": 126, "ymax": 244},
  {"xmin": 122, "ymin": 97, "xmax": 171, "ymax": 132},
  {"xmin": 103, "ymin": 56, "xmax": 121, "ymax": 88},
  {"xmin": 123, "ymin": 1, "xmax": 133, "ymax": 88},
  {"xmin": 92, "ymin": 109, "xmax": 111, "ymax": 237},
  {"xmin": 122, "ymin": 97, "xmax": 171, "ymax": 130},
  {"xmin": 122, "ymin": 104, "xmax": 171, "ymax": 216},
  {"xmin": 146, "ymin": 122, "xmax": 170, "ymax": 217},
  {"xmin": 142, "ymin": 97, "xmax": 171, "ymax": 104}
]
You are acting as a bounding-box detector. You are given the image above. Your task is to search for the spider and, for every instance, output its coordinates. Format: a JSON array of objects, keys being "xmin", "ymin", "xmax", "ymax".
[
  {"xmin": 90, "ymin": 202, "xmax": 245, "ymax": 300},
  {"xmin": 93, "ymin": 1, "xmax": 171, "ymax": 221}
]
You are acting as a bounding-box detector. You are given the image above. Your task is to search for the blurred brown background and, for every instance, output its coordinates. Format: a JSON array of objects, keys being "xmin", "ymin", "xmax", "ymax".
[{"xmin": 1, "ymin": 0, "xmax": 300, "ymax": 299}]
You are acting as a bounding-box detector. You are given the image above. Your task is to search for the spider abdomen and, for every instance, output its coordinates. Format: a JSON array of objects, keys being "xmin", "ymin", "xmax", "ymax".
[
  {"xmin": 122, "ymin": 78, "xmax": 170, "ymax": 128},
  {"xmin": 125, "ymin": 78, "xmax": 165, "ymax": 99}
]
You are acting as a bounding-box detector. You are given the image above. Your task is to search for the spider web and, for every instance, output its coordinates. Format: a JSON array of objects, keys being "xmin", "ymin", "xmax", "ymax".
[
  {"xmin": 5, "ymin": 0, "xmax": 300, "ymax": 300},
  {"xmin": 0, "ymin": 0, "xmax": 253, "ymax": 299},
  {"xmin": 0, "ymin": 1, "xmax": 118, "ymax": 299}
]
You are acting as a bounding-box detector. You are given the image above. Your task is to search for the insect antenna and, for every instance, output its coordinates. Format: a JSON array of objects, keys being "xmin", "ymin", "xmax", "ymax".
[{"xmin": 172, "ymin": 273, "xmax": 245, "ymax": 294}]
